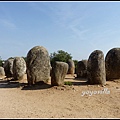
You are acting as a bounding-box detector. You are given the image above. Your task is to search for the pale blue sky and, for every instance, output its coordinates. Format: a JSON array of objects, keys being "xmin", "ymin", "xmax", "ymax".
[{"xmin": 0, "ymin": 1, "xmax": 120, "ymax": 61}]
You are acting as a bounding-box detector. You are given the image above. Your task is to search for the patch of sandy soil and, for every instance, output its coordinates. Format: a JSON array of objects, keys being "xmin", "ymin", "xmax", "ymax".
[{"xmin": 0, "ymin": 74, "xmax": 119, "ymax": 118}]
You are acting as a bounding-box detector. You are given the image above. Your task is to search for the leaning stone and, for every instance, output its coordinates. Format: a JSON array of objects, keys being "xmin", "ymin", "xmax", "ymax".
[
  {"xmin": 105, "ymin": 48, "xmax": 120, "ymax": 80},
  {"xmin": 87, "ymin": 50, "xmax": 106, "ymax": 85},
  {"xmin": 13, "ymin": 57, "xmax": 26, "ymax": 80},
  {"xmin": 51, "ymin": 61, "xmax": 68, "ymax": 86},
  {"xmin": 26, "ymin": 46, "xmax": 51, "ymax": 85}
]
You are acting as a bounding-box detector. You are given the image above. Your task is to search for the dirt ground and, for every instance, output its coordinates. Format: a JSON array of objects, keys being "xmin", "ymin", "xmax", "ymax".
[{"xmin": 0, "ymin": 74, "xmax": 119, "ymax": 118}]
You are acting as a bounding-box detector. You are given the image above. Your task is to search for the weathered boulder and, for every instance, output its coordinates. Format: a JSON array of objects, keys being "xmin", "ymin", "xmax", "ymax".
[
  {"xmin": 0, "ymin": 67, "xmax": 5, "ymax": 77},
  {"xmin": 13, "ymin": 57, "xmax": 26, "ymax": 80},
  {"xmin": 67, "ymin": 59, "xmax": 75, "ymax": 75},
  {"xmin": 105, "ymin": 48, "xmax": 120, "ymax": 80},
  {"xmin": 76, "ymin": 60, "xmax": 87, "ymax": 78},
  {"xmin": 51, "ymin": 61, "xmax": 68, "ymax": 86},
  {"xmin": 26, "ymin": 46, "xmax": 51, "ymax": 85},
  {"xmin": 87, "ymin": 50, "xmax": 106, "ymax": 85},
  {"xmin": 3, "ymin": 58, "xmax": 14, "ymax": 78}
]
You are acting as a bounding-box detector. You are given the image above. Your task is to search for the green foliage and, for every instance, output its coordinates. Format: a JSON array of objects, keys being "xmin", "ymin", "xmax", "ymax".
[
  {"xmin": 64, "ymin": 81, "xmax": 72, "ymax": 86},
  {"xmin": 50, "ymin": 50, "xmax": 72, "ymax": 65},
  {"xmin": 8, "ymin": 57, "xmax": 14, "ymax": 59}
]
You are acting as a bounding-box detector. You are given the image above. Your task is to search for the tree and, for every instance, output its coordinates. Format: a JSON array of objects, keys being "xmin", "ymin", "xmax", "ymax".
[{"xmin": 50, "ymin": 50, "xmax": 72, "ymax": 65}]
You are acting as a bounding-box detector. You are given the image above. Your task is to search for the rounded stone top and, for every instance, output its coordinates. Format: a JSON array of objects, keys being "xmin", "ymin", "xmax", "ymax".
[
  {"xmin": 27, "ymin": 46, "xmax": 49, "ymax": 58},
  {"xmin": 106, "ymin": 48, "xmax": 120, "ymax": 56}
]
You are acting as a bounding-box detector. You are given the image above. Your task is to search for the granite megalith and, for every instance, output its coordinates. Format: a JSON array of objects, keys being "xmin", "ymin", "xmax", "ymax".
[
  {"xmin": 67, "ymin": 59, "xmax": 75, "ymax": 75},
  {"xmin": 13, "ymin": 57, "xmax": 26, "ymax": 80},
  {"xmin": 105, "ymin": 48, "xmax": 120, "ymax": 80},
  {"xmin": 76, "ymin": 60, "xmax": 87, "ymax": 78},
  {"xmin": 26, "ymin": 46, "xmax": 51, "ymax": 85},
  {"xmin": 87, "ymin": 50, "xmax": 106, "ymax": 85},
  {"xmin": 3, "ymin": 58, "xmax": 14, "ymax": 78},
  {"xmin": 51, "ymin": 61, "xmax": 68, "ymax": 86}
]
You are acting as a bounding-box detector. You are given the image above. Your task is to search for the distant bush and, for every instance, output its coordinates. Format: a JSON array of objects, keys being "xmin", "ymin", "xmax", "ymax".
[{"xmin": 50, "ymin": 50, "xmax": 72, "ymax": 65}]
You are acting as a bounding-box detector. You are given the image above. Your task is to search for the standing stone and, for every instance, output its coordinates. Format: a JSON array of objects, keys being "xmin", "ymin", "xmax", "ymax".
[
  {"xmin": 26, "ymin": 46, "xmax": 51, "ymax": 85},
  {"xmin": 76, "ymin": 60, "xmax": 87, "ymax": 78},
  {"xmin": 67, "ymin": 59, "xmax": 75, "ymax": 75},
  {"xmin": 13, "ymin": 57, "xmax": 26, "ymax": 80},
  {"xmin": 0, "ymin": 67, "xmax": 5, "ymax": 77},
  {"xmin": 87, "ymin": 50, "xmax": 106, "ymax": 85},
  {"xmin": 3, "ymin": 58, "xmax": 14, "ymax": 78},
  {"xmin": 51, "ymin": 61, "xmax": 68, "ymax": 86},
  {"xmin": 105, "ymin": 48, "xmax": 120, "ymax": 80}
]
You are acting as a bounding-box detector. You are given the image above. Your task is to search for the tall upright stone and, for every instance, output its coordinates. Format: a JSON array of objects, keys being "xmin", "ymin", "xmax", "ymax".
[
  {"xmin": 87, "ymin": 50, "xmax": 106, "ymax": 85},
  {"xmin": 67, "ymin": 59, "xmax": 75, "ymax": 75},
  {"xmin": 3, "ymin": 58, "xmax": 14, "ymax": 78},
  {"xmin": 76, "ymin": 60, "xmax": 87, "ymax": 78},
  {"xmin": 26, "ymin": 46, "xmax": 51, "ymax": 85},
  {"xmin": 13, "ymin": 57, "xmax": 26, "ymax": 80},
  {"xmin": 105, "ymin": 48, "xmax": 120, "ymax": 80},
  {"xmin": 51, "ymin": 61, "xmax": 68, "ymax": 86}
]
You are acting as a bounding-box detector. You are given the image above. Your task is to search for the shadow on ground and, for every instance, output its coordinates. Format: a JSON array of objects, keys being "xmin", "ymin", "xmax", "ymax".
[
  {"xmin": 0, "ymin": 76, "xmax": 90, "ymax": 90},
  {"xmin": 65, "ymin": 77, "xmax": 89, "ymax": 86},
  {"xmin": 71, "ymin": 81, "xmax": 88, "ymax": 86},
  {"xmin": 0, "ymin": 79, "xmax": 52, "ymax": 90},
  {"xmin": 0, "ymin": 78, "xmax": 26, "ymax": 88},
  {"xmin": 21, "ymin": 81, "xmax": 52, "ymax": 90}
]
